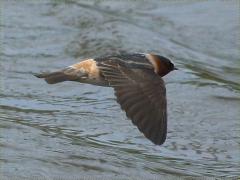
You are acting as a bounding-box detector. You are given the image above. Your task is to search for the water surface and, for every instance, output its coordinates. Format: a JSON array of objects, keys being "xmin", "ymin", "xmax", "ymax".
[{"xmin": 1, "ymin": 0, "xmax": 239, "ymax": 179}]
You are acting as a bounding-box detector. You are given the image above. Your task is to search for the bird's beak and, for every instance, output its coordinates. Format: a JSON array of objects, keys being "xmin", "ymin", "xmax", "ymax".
[{"xmin": 174, "ymin": 67, "xmax": 178, "ymax": 70}]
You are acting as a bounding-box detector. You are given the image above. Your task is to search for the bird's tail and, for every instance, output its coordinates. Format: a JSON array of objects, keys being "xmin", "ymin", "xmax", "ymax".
[
  {"xmin": 34, "ymin": 70, "xmax": 69, "ymax": 84},
  {"xmin": 34, "ymin": 59, "xmax": 95, "ymax": 84}
]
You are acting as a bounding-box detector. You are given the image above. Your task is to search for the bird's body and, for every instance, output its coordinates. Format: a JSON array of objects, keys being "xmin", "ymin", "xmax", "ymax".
[{"xmin": 35, "ymin": 53, "xmax": 177, "ymax": 145}]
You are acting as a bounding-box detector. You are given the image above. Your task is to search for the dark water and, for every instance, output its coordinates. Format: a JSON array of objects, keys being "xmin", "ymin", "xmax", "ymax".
[{"xmin": 1, "ymin": 0, "xmax": 239, "ymax": 179}]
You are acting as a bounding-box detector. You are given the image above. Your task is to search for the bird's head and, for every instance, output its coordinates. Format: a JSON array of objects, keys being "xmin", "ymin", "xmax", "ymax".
[
  {"xmin": 157, "ymin": 55, "xmax": 177, "ymax": 72},
  {"xmin": 146, "ymin": 54, "xmax": 177, "ymax": 77}
]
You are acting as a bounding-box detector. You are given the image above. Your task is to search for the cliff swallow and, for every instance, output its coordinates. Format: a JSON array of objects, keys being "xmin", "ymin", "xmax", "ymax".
[{"xmin": 35, "ymin": 53, "xmax": 177, "ymax": 145}]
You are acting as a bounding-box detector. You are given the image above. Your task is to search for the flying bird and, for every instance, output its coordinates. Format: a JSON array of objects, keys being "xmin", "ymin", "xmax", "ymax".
[{"xmin": 35, "ymin": 53, "xmax": 177, "ymax": 145}]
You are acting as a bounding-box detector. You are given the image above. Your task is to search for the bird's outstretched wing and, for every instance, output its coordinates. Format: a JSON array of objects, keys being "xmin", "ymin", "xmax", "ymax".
[{"xmin": 98, "ymin": 60, "xmax": 167, "ymax": 145}]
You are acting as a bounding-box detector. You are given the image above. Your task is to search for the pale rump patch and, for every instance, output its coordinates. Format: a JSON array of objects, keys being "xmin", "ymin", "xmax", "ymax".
[
  {"xmin": 145, "ymin": 54, "xmax": 160, "ymax": 74},
  {"xmin": 70, "ymin": 59, "xmax": 100, "ymax": 79}
]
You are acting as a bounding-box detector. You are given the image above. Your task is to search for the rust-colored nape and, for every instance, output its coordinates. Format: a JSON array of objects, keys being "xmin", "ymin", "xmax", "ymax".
[{"xmin": 145, "ymin": 54, "xmax": 171, "ymax": 77}]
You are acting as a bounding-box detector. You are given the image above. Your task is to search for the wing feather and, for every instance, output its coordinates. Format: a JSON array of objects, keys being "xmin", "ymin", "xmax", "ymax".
[{"xmin": 98, "ymin": 60, "xmax": 167, "ymax": 145}]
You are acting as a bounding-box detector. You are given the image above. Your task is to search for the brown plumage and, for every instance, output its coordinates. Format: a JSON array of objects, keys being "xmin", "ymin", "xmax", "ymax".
[{"xmin": 34, "ymin": 53, "xmax": 177, "ymax": 145}]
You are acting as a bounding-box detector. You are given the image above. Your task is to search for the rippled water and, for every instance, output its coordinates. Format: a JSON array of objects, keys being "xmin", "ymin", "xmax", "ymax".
[{"xmin": 1, "ymin": 0, "xmax": 239, "ymax": 179}]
